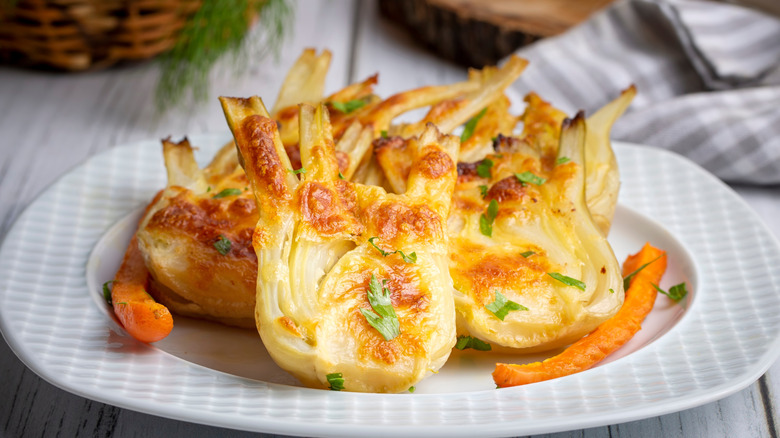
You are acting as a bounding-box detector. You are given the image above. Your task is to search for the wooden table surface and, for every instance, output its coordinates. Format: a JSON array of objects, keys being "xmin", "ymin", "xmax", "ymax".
[{"xmin": 1, "ymin": 1, "xmax": 779, "ymax": 437}]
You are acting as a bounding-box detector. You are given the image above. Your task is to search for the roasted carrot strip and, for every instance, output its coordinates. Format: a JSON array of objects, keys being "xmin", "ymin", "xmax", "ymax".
[
  {"xmin": 111, "ymin": 233, "xmax": 173, "ymax": 343},
  {"xmin": 493, "ymin": 243, "xmax": 667, "ymax": 387},
  {"xmin": 110, "ymin": 191, "xmax": 173, "ymax": 343}
]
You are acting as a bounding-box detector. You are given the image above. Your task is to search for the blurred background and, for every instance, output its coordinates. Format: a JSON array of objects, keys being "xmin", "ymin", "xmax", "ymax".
[{"xmin": 2, "ymin": 0, "xmax": 775, "ymax": 113}]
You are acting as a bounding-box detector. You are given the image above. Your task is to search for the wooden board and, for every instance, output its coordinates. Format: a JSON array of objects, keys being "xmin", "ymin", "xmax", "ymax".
[{"xmin": 379, "ymin": 0, "xmax": 615, "ymax": 67}]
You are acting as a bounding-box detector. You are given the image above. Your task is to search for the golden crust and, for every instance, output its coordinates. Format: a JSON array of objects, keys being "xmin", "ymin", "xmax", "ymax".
[
  {"xmin": 298, "ymin": 180, "xmax": 363, "ymax": 236},
  {"xmin": 136, "ymin": 140, "xmax": 260, "ymax": 328},
  {"xmin": 236, "ymin": 115, "xmax": 294, "ymax": 204},
  {"xmin": 361, "ymin": 200, "xmax": 445, "ymax": 247}
]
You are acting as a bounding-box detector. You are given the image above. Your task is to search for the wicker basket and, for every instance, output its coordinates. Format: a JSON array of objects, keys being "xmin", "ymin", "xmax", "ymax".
[{"xmin": 0, "ymin": 0, "xmax": 201, "ymax": 71}]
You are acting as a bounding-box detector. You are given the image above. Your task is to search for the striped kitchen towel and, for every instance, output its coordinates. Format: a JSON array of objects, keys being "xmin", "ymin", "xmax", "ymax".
[{"xmin": 509, "ymin": 0, "xmax": 780, "ymax": 185}]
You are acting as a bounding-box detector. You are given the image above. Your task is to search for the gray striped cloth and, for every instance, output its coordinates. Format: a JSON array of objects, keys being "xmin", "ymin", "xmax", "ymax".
[{"xmin": 509, "ymin": 0, "xmax": 780, "ymax": 185}]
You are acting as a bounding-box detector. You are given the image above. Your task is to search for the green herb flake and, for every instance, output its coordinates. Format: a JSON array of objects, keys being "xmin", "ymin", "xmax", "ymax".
[
  {"xmin": 455, "ymin": 335, "xmax": 492, "ymax": 351},
  {"xmin": 338, "ymin": 171, "xmax": 345, "ymax": 180},
  {"xmin": 514, "ymin": 171, "xmax": 546, "ymax": 186},
  {"xmin": 360, "ymin": 275, "xmax": 401, "ymax": 341},
  {"xmin": 212, "ymin": 188, "xmax": 242, "ymax": 199},
  {"xmin": 479, "ymin": 199, "xmax": 499, "ymax": 237},
  {"xmin": 548, "ymin": 272, "xmax": 586, "ymax": 291},
  {"xmin": 478, "ymin": 185, "xmax": 489, "ymax": 198},
  {"xmin": 556, "ymin": 156, "xmax": 571, "ymax": 165},
  {"xmin": 213, "ymin": 235, "xmax": 232, "ymax": 255},
  {"xmin": 622, "ymin": 254, "xmax": 664, "ymax": 290},
  {"xmin": 520, "ymin": 251, "xmax": 535, "ymax": 258},
  {"xmin": 408, "ymin": 386, "xmax": 416, "ymax": 393},
  {"xmin": 331, "ymin": 99, "xmax": 367, "ymax": 114},
  {"xmin": 206, "ymin": 186, "xmax": 211, "ymax": 192},
  {"xmin": 398, "ymin": 251, "xmax": 417, "ymax": 264},
  {"xmin": 289, "ymin": 167, "xmax": 307, "ymax": 175},
  {"xmin": 461, "ymin": 108, "xmax": 488, "ymax": 143},
  {"xmin": 381, "ymin": 130, "xmax": 388, "ymax": 138},
  {"xmin": 609, "ymin": 288, "xmax": 616, "ymax": 294},
  {"xmin": 485, "ymin": 291, "xmax": 527, "ymax": 321},
  {"xmin": 652, "ymin": 282, "xmax": 688, "ymax": 302},
  {"xmin": 102, "ymin": 281, "xmax": 114, "ymax": 306},
  {"xmin": 368, "ymin": 237, "xmax": 391, "ymax": 257},
  {"xmin": 479, "ymin": 215, "xmax": 491, "ymax": 237},
  {"xmin": 476, "ymin": 159, "xmax": 494, "ymax": 179},
  {"xmin": 368, "ymin": 237, "xmax": 416, "ymax": 264},
  {"xmin": 326, "ymin": 372, "xmax": 345, "ymax": 391}
]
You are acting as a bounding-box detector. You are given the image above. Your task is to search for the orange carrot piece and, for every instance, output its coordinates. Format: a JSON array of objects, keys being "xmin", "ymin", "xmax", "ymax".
[
  {"xmin": 110, "ymin": 191, "xmax": 173, "ymax": 343},
  {"xmin": 111, "ymin": 234, "xmax": 173, "ymax": 343},
  {"xmin": 493, "ymin": 243, "xmax": 667, "ymax": 387}
]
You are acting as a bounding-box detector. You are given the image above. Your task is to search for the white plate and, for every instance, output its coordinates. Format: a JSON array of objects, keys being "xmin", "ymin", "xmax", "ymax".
[{"xmin": 1, "ymin": 134, "xmax": 779, "ymax": 437}]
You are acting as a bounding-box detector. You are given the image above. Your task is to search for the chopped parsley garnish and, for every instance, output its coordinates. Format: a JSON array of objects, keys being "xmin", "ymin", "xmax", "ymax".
[
  {"xmin": 213, "ymin": 235, "xmax": 232, "ymax": 255},
  {"xmin": 331, "ymin": 99, "xmax": 367, "ymax": 114},
  {"xmin": 479, "ymin": 199, "xmax": 499, "ymax": 237},
  {"xmin": 338, "ymin": 171, "xmax": 345, "ymax": 180},
  {"xmin": 381, "ymin": 130, "xmax": 388, "ymax": 138},
  {"xmin": 609, "ymin": 288, "xmax": 616, "ymax": 294},
  {"xmin": 548, "ymin": 272, "xmax": 586, "ymax": 291},
  {"xmin": 514, "ymin": 171, "xmax": 546, "ymax": 186},
  {"xmin": 289, "ymin": 167, "xmax": 307, "ymax": 175},
  {"xmin": 485, "ymin": 291, "xmax": 527, "ymax": 320},
  {"xmin": 398, "ymin": 251, "xmax": 417, "ymax": 264},
  {"xmin": 476, "ymin": 159, "xmax": 493, "ymax": 178},
  {"xmin": 455, "ymin": 335, "xmax": 492, "ymax": 351},
  {"xmin": 360, "ymin": 275, "xmax": 401, "ymax": 341},
  {"xmin": 556, "ymin": 156, "xmax": 571, "ymax": 165},
  {"xmin": 206, "ymin": 186, "xmax": 211, "ymax": 192},
  {"xmin": 408, "ymin": 386, "xmax": 416, "ymax": 393},
  {"xmin": 102, "ymin": 281, "xmax": 113, "ymax": 305},
  {"xmin": 461, "ymin": 108, "xmax": 487, "ymax": 142},
  {"xmin": 478, "ymin": 185, "xmax": 489, "ymax": 198},
  {"xmin": 367, "ymin": 237, "xmax": 391, "ymax": 256},
  {"xmin": 367, "ymin": 237, "xmax": 416, "ymax": 263},
  {"xmin": 652, "ymin": 282, "xmax": 688, "ymax": 302},
  {"xmin": 622, "ymin": 254, "xmax": 664, "ymax": 290},
  {"xmin": 520, "ymin": 250, "xmax": 535, "ymax": 258},
  {"xmin": 212, "ymin": 188, "xmax": 242, "ymax": 199},
  {"xmin": 326, "ymin": 372, "xmax": 344, "ymax": 391}
]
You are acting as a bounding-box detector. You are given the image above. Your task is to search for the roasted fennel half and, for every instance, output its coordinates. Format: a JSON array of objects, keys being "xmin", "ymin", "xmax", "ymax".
[{"xmin": 221, "ymin": 97, "xmax": 459, "ymax": 392}]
